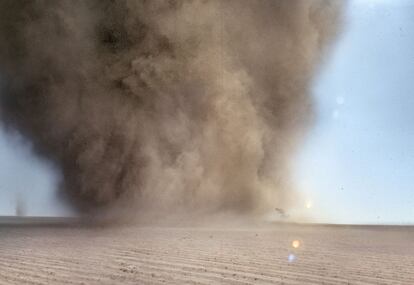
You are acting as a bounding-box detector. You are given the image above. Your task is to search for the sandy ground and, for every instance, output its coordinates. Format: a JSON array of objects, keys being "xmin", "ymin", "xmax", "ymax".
[{"xmin": 0, "ymin": 222, "xmax": 413, "ymax": 284}]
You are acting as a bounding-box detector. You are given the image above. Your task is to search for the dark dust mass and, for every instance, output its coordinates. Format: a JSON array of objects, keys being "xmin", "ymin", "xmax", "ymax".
[{"xmin": 0, "ymin": 1, "xmax": 342, "ymax": 220}]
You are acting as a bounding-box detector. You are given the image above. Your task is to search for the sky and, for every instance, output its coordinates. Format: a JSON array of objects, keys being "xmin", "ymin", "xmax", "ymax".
[
  {"xmin": 0, "ymin": 130, "xmax": 72, "ymax": 216},
  {"xmin": 1, "ymin": 0, "xmax": 414, "ymax": 223},
  {"xmin": 295, "ymin": 0, "xmax": 414, "ymax": 224}
]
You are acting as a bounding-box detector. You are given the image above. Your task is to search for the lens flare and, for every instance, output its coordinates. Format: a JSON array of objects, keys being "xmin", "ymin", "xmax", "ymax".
[
  {"xmin": 288, "ymin": 253, "xmax": 296, "ymax": 263},
  {"xmin": 292, "ymin": 240, "xmax": 301, "ymax": 249}
]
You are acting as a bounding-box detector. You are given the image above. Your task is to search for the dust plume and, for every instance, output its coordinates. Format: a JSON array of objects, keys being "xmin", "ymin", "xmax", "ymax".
[{"xmin": 0, "ymin": 1, "xmax": 342, "ymax": 221}]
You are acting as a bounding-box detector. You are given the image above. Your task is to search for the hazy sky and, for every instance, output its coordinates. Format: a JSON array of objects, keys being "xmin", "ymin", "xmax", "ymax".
[
  {"xmin": 295, "ymin": 0, "xmax": 414, "ymax": 224},
  {"xmin": 0, "ymin": 130, "xmax": 72, "ymax": 216},
  {"xmin": 1, "ymin": 0, "xmax": 414, "ymax": 223}
]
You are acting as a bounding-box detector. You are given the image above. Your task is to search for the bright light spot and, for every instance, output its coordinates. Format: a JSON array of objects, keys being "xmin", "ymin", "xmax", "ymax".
[
  {"xmin": 305, "ymin": 201, "xmax": 313, "ymax": 209},
  {"xmin": 332, "ymin": 110, "xmax": 340, "ymax": 120},
  {"xmin": 292, "ymin": 240, "xmax": 301, "ymax": 249},
  {"xmin": 336, "ymin": 96, "xmax": 345, "ymax": 105},
  {"xmin": 288, "ymin": 253, "xmax": 296, "ymax": 263}
]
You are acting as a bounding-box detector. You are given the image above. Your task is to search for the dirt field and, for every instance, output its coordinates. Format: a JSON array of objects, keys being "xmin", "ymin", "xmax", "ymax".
[{"xmin": 0, "ymin": 222, "xmax": 413, "ymax": 284}]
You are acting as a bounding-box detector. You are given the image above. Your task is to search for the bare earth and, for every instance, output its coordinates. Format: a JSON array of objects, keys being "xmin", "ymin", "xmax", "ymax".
[{"xmin": 0, "ymin": 222, "xmax": 413, "ymax": 284}]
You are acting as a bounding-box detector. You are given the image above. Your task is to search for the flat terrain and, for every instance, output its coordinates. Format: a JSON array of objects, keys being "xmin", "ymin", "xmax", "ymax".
[{"xmin": 0, "ymin": 222, "xmax": 413, "ymax": 284}]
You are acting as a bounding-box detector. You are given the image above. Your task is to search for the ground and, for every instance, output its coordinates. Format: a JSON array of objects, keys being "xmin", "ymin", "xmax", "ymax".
[{"xmin": 0, "ymin": 222, "xmax": 413, "ymax": 284}]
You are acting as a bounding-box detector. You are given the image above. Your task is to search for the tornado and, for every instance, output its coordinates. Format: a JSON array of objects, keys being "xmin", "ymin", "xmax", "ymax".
[{"xmin": 0, "ymin": 1, "xmax": 343, "ymax": 221}]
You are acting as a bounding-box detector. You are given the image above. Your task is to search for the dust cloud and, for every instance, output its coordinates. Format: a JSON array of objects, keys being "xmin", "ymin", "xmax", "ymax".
[{"xmin": 0, "ymin": 1, "xmax": 342, "ymax": 222}]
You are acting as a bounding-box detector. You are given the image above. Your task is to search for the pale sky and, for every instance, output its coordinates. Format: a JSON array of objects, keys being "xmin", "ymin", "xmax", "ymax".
[
  {"xmin": 295, "ymin": 0, "xmax": 414, "ymax": 224},
  {"xmin": 0, "ymin": 129, "xmax": 72, "ymax": 216},
  {"xmin": 1, "ymin": 0, "xmax": 414, "ymax": 223}
]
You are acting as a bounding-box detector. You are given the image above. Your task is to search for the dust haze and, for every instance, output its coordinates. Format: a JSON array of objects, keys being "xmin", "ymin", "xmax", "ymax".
[{"xmin": 0, "ymin": 1, "xmax": 342, "ymax": 222}]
